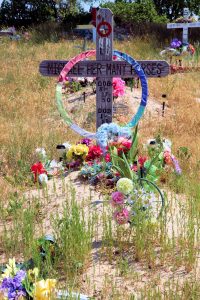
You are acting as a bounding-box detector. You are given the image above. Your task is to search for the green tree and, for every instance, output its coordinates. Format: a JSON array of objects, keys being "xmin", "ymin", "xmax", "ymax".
[
  {"xmin": 102, "ymin": 0, "xmax": 167, "ymax": 24},
  {"xmin": 152, "ymin": 0, "xmax": 200, "ymax": 21},
  {"xmin": 0, "ymin": 0, "xmax": 58, "ymax": 26}
]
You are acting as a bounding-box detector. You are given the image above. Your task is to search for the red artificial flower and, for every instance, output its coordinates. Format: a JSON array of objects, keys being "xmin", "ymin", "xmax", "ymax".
[
  {"xmin": 115, "ymin": 171, "xmax": 120, "ymax": 177},
  {"xmin": 105, "ymin": 153, "xmax": 111, "ymax": 162},
  {"xmin": 86, "ymin": 145, "xmax": 103, "ymax": 161},
  {"xmin": 138, "ymin": 156, "xmax": 147, "ymax": 167},
  {"xmin": 121, "ymin": 140, "xmax": 132, "ymax": 149},
  {"xmin": 31, "ymin": 162, "xmax": 47, "ymax": 182}
]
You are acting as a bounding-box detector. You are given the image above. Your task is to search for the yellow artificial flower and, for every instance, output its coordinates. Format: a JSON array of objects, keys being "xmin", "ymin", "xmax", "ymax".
[
  {"xmin": 74, "ymin": 144, "xmax": 88, "ymax": 157},
  {"xmin": 34, "ymin": 279, "xmax": 57, "ymax": 300},
  {"xmin": 67, "ymin": 144, "xmax": 89, "ymax": 160}
]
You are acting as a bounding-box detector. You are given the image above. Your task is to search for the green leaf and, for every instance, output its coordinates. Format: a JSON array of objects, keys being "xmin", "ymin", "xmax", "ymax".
[{"xmin": 128, "ymin": 125, "xmax": 138, "ymax": 162}]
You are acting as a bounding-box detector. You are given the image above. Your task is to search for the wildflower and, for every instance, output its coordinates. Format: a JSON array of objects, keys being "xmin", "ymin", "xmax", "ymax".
[
  {"xmin": 113, "ymin": 208, "xmax": 129, "ymax": 224},
  {"xmin": 171, "ymin": 155, "xmax": 182, "ymax": 175},
  {"xmin": 111, "ymin": 191, "xmax": 124, "ymax": 207},
  {"xmin": 117, "ymin": 178, "xmax": 133, "ymax": 195}
]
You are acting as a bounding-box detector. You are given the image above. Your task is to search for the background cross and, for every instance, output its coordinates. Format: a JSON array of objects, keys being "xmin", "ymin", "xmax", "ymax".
[{"xmin": 167, "ymin": 8, "xmax": 200, "ymax": 44}]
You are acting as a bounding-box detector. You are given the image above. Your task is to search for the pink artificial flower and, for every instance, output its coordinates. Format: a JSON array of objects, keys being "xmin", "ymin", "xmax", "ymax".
[
  {"xmin": 131, "ymin": 164, "xmax": 138, "ymax": 172},
  {"xmin": 111, "ymin": 191, "xmax": 124, "ymax": 207},
  {"xmin": 163, "ymin": 151, "xmax": 173, "ymax": 165},
  {"xmin": 113, "ymin": 78, "xmax": 126, "ymax": 97},
  {"xmin": 113, "ymin": 208, "xmax": 129, "ymax": 225},
  {"xmin": 138, "ymin": 156, "xmax": 147, "ymax": 167}
]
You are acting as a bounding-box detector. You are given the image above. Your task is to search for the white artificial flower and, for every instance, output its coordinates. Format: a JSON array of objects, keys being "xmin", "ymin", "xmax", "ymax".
[
  {"xmin": 162, "ymin": 139, "xmax": 172, "ymax": 151},
  {"xmin": 62, "ymin": 142, "xmax": 71, "ymax": 151},
  {"xmin": 38, "ymin": 173, "xmax": 48, "ymax": 185}
]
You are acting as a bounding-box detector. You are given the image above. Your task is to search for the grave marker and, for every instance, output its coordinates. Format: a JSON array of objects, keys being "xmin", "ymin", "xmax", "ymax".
[
  {"xmin": 167, "ymin": 8, "xmax": 200, "ymax": 44},
  {"xmin": 39, "ymin": 8, "xmax": 170, "ymax": 130}
]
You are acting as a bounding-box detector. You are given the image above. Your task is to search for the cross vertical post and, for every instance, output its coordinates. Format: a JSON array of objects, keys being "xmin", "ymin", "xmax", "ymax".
[{"xmin": 96, "ymin": 8, "xmax": 113, "ymax": 128}]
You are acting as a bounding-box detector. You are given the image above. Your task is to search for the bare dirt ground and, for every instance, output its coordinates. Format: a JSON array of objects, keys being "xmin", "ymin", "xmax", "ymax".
[
  {"xmin": 23, "ymin": 169, "xmax": 198, "ymax": 299},
  {"xmin": 1, "ymin": 87, "xmax": 196, "ymax": 299}
]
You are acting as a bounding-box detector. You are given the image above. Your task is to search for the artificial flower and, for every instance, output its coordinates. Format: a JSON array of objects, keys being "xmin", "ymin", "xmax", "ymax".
[
  {"xmin": 113, "ymin": 78, "xmax": 126, "ymax": 97},
  {"xmin": 67, "ymin": 144, "xmax": 89, "ymax": 160},
  {"xmin": 138, "ymin": 156, "xmax": 147, "ymax": 167},
  {"xmin": 105, "ymin": 153, "xmax": 111, "ymax": 162},
  {"xmin": 31, "ymin": 162, "xmax": 47, "ymax": 183},
  {"xmin": 111, "ymin": 191, "xmax": 124, "ymax": 207},
  {"xmin": 0, "ymin": 270, "xmax": 27, "ymax": 300},
  {"xmin": 116, "ymin": 178, "xmax": 133, "ymax": 195},
  {"xmin": 113, "ymin": 208, "xmax": 129, "ymax": 224},
  {"xmin": 34, "ymin": 279, "xmax": 57, "ymax": 300},
  {"xmin": 38, "ymin": 173, "xmax": 48, "ymax": 185},
  {"xmin": 86, "ymin": 145, "xmax": 103, "ymax": 161},
  {"xmin": 170, "ymin": 38, "xmax": 182, "ymax": 49},
  {"xmin": 79, "ymin": 138, "xmax": 92, "ymax": 146},
  {"xmin": 163, "ymin": 151, "xmax": 173, "ymax": 165}
]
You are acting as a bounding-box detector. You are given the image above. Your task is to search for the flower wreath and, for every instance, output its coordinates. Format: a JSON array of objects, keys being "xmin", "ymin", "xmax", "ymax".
[{"xmin": 56, "ymin": 50, "xmax": 148, "ymax": 140}]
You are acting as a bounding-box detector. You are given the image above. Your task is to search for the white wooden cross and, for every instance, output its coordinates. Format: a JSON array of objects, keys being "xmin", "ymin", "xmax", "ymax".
[
  {"xmin": 167, "ymin": 8, "xmax": 200, "ymax": 44},
  {"xmin": 39, "ymin": 8, "xmax": 169, "ymax": 129}
]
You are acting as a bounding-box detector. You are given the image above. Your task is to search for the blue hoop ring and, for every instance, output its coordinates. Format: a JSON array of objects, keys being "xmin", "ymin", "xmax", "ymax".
[{"xmin": 56, "ymin": 50, "xmax": 148, "ymax": 138}]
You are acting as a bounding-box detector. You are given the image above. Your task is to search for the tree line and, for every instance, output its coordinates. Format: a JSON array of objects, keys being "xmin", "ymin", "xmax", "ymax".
[{"xmin": 0, "ymin": 0, "xmax": 199, "ymax": 28}]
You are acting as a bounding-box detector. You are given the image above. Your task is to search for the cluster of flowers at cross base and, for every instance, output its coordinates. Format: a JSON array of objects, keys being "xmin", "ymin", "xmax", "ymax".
[
  {"xmin": 30, "ymin": 123, "xmax": 182, "ymax": 224},
  {"xmin": 0, "ymin": 258, "xmax": 56, "ymax": 300}
]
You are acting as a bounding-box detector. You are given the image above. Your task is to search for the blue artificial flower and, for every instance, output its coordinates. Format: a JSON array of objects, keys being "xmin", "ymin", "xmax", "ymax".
[
  {"xmin": 0, "ymin": 270, "xmax": 26, "ymax": 300},
  {"xmin": 170, "ymin": 38, "xmax": 182, "ymax": 49}
]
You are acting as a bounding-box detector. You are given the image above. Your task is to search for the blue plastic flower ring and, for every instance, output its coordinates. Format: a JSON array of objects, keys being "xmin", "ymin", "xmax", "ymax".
[{"xmin": 56, "ymin": 49, "xmax": 148, "ymax": 138}]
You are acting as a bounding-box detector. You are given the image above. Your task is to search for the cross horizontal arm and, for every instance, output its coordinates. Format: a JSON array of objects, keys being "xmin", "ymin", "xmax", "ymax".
[
  {"xmin": 39, "ymin": 59, "xmax": 169, "ymax": 78},
  {"xmin": 167, "ymin": 22, "xmax": 200, "ymax": 29}
]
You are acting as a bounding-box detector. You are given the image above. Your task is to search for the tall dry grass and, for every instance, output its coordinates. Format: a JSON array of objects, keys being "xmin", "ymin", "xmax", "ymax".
[
  {"xmin": 0, "ymin": 36, "xmax": 200, "ymax": 192},
  {"xmin": 0, "ymin": 35, "xmax": 200, "ymax": 298}
]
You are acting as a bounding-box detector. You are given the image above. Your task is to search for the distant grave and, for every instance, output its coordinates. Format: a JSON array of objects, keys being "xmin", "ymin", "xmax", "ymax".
[
  {"xmin": 39, "ymin": 8, "xmax": 169, "ymax": 134},
  {"xmin": 167, "ymin": 8, "xmax": 200, "ymax": 44}
]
